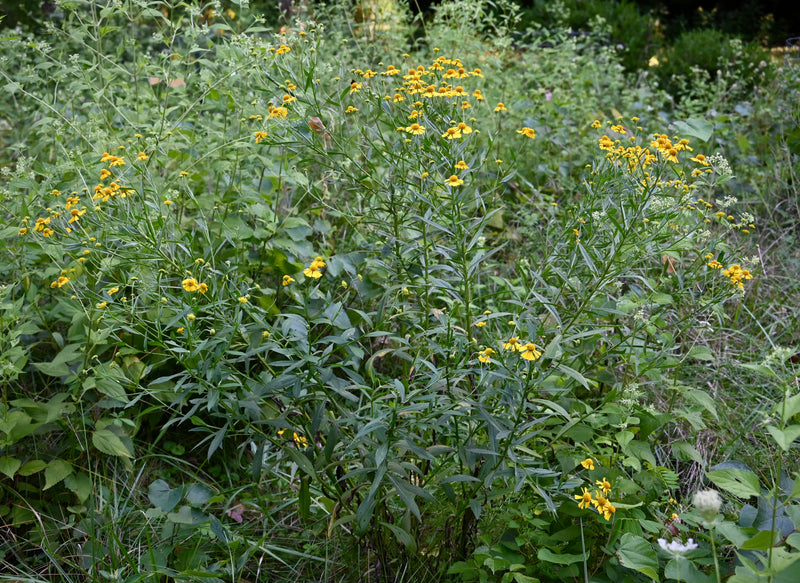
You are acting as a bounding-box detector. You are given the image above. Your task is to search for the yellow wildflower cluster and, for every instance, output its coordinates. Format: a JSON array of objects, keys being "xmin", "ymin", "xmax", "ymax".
[
  {"xmin": 574, "ymin": 473, "xmax": 616, "ymax": 521},
  {"xmin": 721, "ymin": 264, "xmax": 754, "ymax": 290},
  {"xmin": 502, "ymin": 337, "xmax": 542, "ymax": 361},
  {"xmin": 182, "ymin": 277, "xmax": 209, "ymax": 293},
  {"xmin": 303, "ymin": 256, "xmax": 326, "ymax": 279},
  {"xmin": 100, "ymin": 152, "xmax": 125, "ymax": 167}
]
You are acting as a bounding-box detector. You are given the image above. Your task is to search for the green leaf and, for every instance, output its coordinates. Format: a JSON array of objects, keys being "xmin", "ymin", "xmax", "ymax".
[
  {"xmin": 684, "ymin": 388, "xmax": 719, "ymax": 420},
  {"xmin": 686, "ymin": 345, "xmax": 714, "ymax": 361},
  {"xmin": 783, "ymin": 393, "xmax": 800, "ymax": 423},
  {"xmin": 18, "ymin": 459, "xmax": 48, "ymax": 476},
  {"xmin": 739, "ymin": 529, "xmax": 777, "ymax": 551},
  {"xmin": 44, "ymin": 459, "xmax": 73, "ymax": 490},
  {"xmin": 92, "ymin": 428, "xmax": 134, "ymax": 458},
  {"xmin": 167, "ymin": 505, "xmax": 206, "ymax": 525},
  {"xmin": 64, "ymin": 472, "xmax": 92, "ymax": 503},
  {"xmin": 766, "ymin": 424, "xmax": 800, "ymax": 452},
  {"xmin": 381, "ymin": 521, "xmax": 417, "ymax": 552},
  {"xmin": 537, "ymin": 547, "xmax": 585, "ymax": 565},
  {"xmin": 665, "ymin": 557, "xmax": 712, "ymax": 583},
  {"xmin": 706, "ymin": 468, "xmax": 760, "ymax": 498},
  {"xmin": 148, "ymin": 479, "xmax": 183, "ymax": 513},
  {"xmin": 0, "ymin": 456, "xmax": 21, "ymax": 479},
  {"xmin": 617, "ymin": 533, "xmax": 659, "ymax": 582},
  {"xmin": 674, "ymin": 118, "xmax": 713, "ymax": 142}
]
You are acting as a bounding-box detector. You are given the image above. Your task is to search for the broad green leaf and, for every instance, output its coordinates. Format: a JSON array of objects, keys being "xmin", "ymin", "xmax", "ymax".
[
  {"xmin": 686, "ymin": 345, "xmax": 714, "ymax": 361},
  {"xmin": 64, "ymin": 472, "xmax": 92, "ymax": 503},
  {"xmin": 44, "ymin": 459, "xmax": 73, "ymax": 490},
  {"xmin": 18, "ymin": 460, "xmax": 47, "ymax": 476},
  {"xmin": 0, "ymin": 456, "xmax": 21, "ymax": 479},
  {"xmin": 674, "ymin": 118, "xmax": 713, "ymax": 142},
  {"xmin": 381, "ymin": 521, "xmax": 417, "ymax": 552},
  {"xmin": 782, "ymin": 393, "xmax": 800, "ymax": 423},
  {"xmin": 537, "ymin": 547, "xmax": 585, "ymax": 565},
  {"xmin": 167, "ymin": 505, "xmax": 206, "ymax": 525},
  {"xmin": 185, "ymin": 483, "xmax": 214, "ymax": 506},
  {"xmin": 665, "ymin": 557, "xmax": 712, "ymax": 583},
  {"xmin": 617, "ymin": 533, "xmax": 659, "ymax": 581},
  {"xmin": 92, "ymin": 428, "xmax": 134, "ymax": 458},
  {"xmin": 685, "ymin": 388, "xmax": 719, "ymax": 420},
  {"xmin": 148, "ymin": 479, "xmax": 183, "ymax": 513},
  {"xmin": 740, "ymin": 529, "xmax": 777, "ymax": 551},
  {"xmin": 706, "ymin": 468, "xmax": 760, "ymax": 498},
  {"xmin": 766, "ymin": 424, "xmax": 800, "ymax": 452}
]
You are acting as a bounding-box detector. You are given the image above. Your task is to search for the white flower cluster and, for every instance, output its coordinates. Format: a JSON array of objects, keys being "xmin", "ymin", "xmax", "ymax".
[{"xmin": 658, "ymin": 538, "xmax": 699, "ymax": 553}]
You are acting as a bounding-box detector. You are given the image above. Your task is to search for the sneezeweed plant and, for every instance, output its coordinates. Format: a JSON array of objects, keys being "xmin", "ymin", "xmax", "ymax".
[{"xmin": 0, "ymin": 0, "xmax": 787, "ymax": 581}]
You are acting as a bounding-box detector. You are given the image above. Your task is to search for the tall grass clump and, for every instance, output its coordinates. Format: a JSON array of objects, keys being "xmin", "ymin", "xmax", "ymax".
[{"xmin": 1, "ymin": 0, "xmax": 798, "ymax": 581}]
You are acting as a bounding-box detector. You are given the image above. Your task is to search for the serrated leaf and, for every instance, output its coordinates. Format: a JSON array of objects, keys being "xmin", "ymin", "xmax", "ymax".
[
  {"xmin": 686, "ymin": 345, "xmax": 714, "ymax": 361},
  {"xmin": 766, "ymin": 424, "xmax": 800, "ymax": 452},
  {"xmin": 707, "ymin": 468, "xmax": 760, "ymax": 498},
  {"xmin": 148, "ymin": 479, "xmax": 183, "ymax": 513},
  {"xmin": 18, "ymin": 460, "xmax": 47, "ymax": 476},
  {"xmin": 92, "ymin": 428, "xmax": 134, "ymax": 458},
  {"xmin": 674, "ymin": 118, "xmax": 713, "ymax": 142},
  {"xmin": 0, "ymin": 456, "xmax": 21, "ymax": 479},
  {"xmin": 617, "ymin": 533, "xmax": 659, "ymax": 582},
  {"xmin": 537, "ymin": 547, "xmax": 585, "ymax": 565},
  {"xmin": 44, "ymin": 459, "xmax": 73, "ymax": 490}
]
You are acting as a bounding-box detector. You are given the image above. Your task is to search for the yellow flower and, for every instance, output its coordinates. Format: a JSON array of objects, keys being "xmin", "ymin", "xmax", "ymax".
[
  {"xmin": 282, "ymin": 275, "xmax": 295, "ymax": 286},
  {"xmin": 596, "ymin": 477, "xmax": 612, "ymax": 494},
  {"xmin": 502, "ymin": 337, "xmax": 522, "ymax": 351},
  {"xmin": 494, "ymin": 103, "xmax": 507, "ymax": 112},
  {"xmin": 304, "ymin": 260, "xmax": 324, "ymax": 279},
  {"xmin": 107, "ymin": 287, "xmax": 120, "ymax": 296},
  {"xmin": 345, "ymin": 106, "xmax": 358, "ymax": 113},
  {"xmin": 52, "ymin": 276, "xmax": 70, "ymax": 288},
  {"xmin": 18, "ymin": 227, "xmax": 27, "ymax": 236},
  {"xmin": 349, "ymin": 81, "xmax": 362, "ymax": 94},
  {"xmin": 182, "ymin": 278, "xmax": 201, "ymax": 292},
  {"xmin": 517, "ymin": 127, "xmax": 536, "ymax": 139},
  {"xmin": 591, "ymin": 120, "xmax": 602, "ymax": 129},
  {"xmin": 574, "ymin": 488, "xmax": 594, "ymax": 510},
  {"xmin": 276, "ymin": 44, "xmax": 291, "ymax": 54},
  {"xmin": 455, "ymin": 160, "xmax": 469, "ymax": 170},
  {"xmin": 255, "ymin": 131, "xmax": 268, "ymax": 143},
  {"xmin": 520, "ymin": 342, "xmax": 541, "ymax": 361},
  {"xmin": 238, "ymin": 296, "xmax": 248, "ymax": 304},
  {"xmin": 96, "ymin": 302, "xmax": 108, "ymax": 309},
  {"xmin": 445, "ymin": 175, "xmax": 464, "ymax": 187},
  {"xmin": 442, "ymin": 127, "xmax": 462, "ymax": 140},
  {"xmin": 478, "ymin": 347, "xmax": 495, "ymax": 363},
  {"xmin": 581, "ymin": 458, "xmax": 595, "ymax": 470},
  {"xmin": 707, "ymin": 260, "xmax": 723, "ymax": 269},
  {"xmin": 267, "ymin": 106, "xmax": 288, "ymax": 119},
  {"xmin": 100, "ymin": 169, "xmax": 112, "ymax": 180},
  {"xmin": 690, "ymin": 154, "xmax": 710, "ymax": 166},
  {"xmin": 137, "ymin": 152, "xmax": 148, "ymax": 161},
  {"xmin": 177, "ymin": 327, "xmax": 185, "ymax": 333},
  {"xmin": 457, "ymin": 122, "xmax": 473, "ymax": 135},
  {"xmin": 405, "ymin": 123, "xmax": 426, "ymax": 135},
  {"xmin": 187, "ymin": 313, "xmax": 196, "ymax": 322}
]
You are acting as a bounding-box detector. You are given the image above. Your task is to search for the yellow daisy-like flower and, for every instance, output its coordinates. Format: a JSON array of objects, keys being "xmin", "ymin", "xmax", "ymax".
[
  {"xmin": 282, "ymin": 275, "xmax": 295, "ymax": 286},
  {"xmin": 304, "ymin": 260, "xmax": 324, "ymax": 279},
  {"xmin": 502, "ymin": 336, "xmax": 522, "ymax": 351},
  {"xmin": 238, "ymin": 296, "xmax": 248, "ymax": 304},
  {"xmin": 405, "ymin": 123, "xmax": 426, "ymax": 135},
  {"xmin": 474, "ymin": 321, "xmax": 486, "ymax": 328},
  {"xmin": 581, "ymin": 458, "xmax": 595, "ymax": 470},
  {"xmin": 517, "ymin": 127, "xmax": 536, "ymax": 139},
  {"xmin": 574, "ymin": 487, "xmax": 594, "ymax": 510},
  {"xmin": 349, "ymin": 81, "xmax": 362, "ymax": 94},
  {"xmin": 198, "ymin": 283, "xmax": 208, "ymax": 294},
  {"xmin": 591, "ymin": 120, "xmax": 602, "ymax": 129},
  {"xmin": 100, "ymin": 169, "xmax": 112, "ymax": 180},
  {"xmin": 596, "ymin": 477, "xmax": 612, "ymax": 494},
  {"xmin": 457, "ymin": 122, "xmax": 473, "ymax": 135},
  {"xmin": 455, "ymin": 160, "xmax": 469, "ymax": 170},
  {"xmin": 442, "ymin": 127, "xmax": 462, "ymax": 140},
  {"xmin": 276, "ymin": 44, "xmax": 291, "ymax": 54},
  {"xmin": 707, "ymin": 259, "xmax": 723, "ymax": 269},
  {"xmin": 345, "ymin": 106, "xmax": 358, "ymax": 113},
  {"xmin": 477, "ymin": 347, "xmax": 495, "ymax": 363},
  {"xmin": 494, "ymin": 103, "xmax": 507, "ymax": 112},
  {"xmin": 182, "ymin": 277, "xmax": 201, "ymax": 292},
  {"xmin": 520, "ymin": 342, "xmax": 542, "ymax": 361},
  {"xmin": 690, "ymin": 154, "xmax": 710, "ymax": 166},
  {"xmin": 137, "ymin": 152, "xmax": 148, "ymax": 161},
  {"xmin": 96, "ymin": 301, "xmax": 108, "ymax": 309},
  {"xmin": 255, "ymin": 131, "xmax": 268, "ymax": 143},
  {"xmin": 445, "ymin": 175, "xmax": 464, "ymax": 187},
  {"xmin": 52, "ymin": 276, "xmax": 70, "ymax": 288}
]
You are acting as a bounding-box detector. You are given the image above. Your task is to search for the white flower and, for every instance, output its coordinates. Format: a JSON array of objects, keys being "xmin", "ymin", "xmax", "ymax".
[{"xmin": 658, "ymin": 538, "xmax": 699, "ymax": 553}]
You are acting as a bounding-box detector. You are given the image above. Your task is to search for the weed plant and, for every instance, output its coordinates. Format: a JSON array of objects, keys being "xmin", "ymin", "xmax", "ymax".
[{"xmin": 0, "ymin": 1, "xmax": 799, "ymax": 581}]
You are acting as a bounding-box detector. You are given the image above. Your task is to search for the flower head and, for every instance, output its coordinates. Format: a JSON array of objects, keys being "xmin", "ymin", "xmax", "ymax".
[
  {"xmin": 445, "ymin": 175, "xmax": 464, "ymax": 187},
  {"xmin": 520, "ymin": 342, "xmax": 542, "ymax": 361},
  {"xmin": 580, "ymin": 458, "xmax": 595, "ymax": 470},
  {"xmin": 574, "ymin": 487, "xmax": 594, "ymax": 510},
  {"xmin": 477, "ymin": 347, "xmax": 495, "ymax": 363},
  {"xmin": 517, "ymin": 127, "xmax": 536, "ymax": 139}
]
